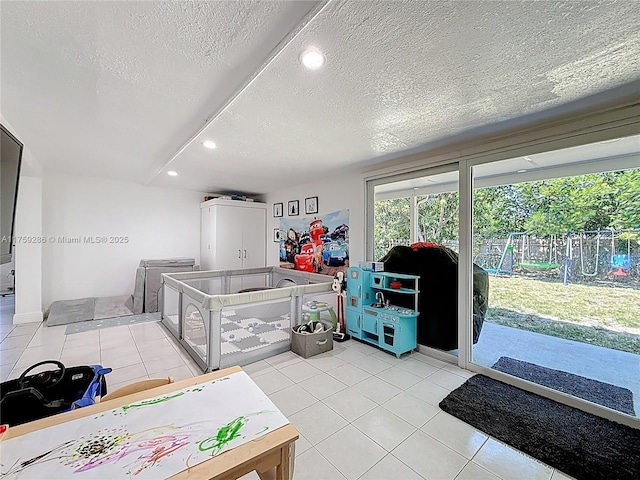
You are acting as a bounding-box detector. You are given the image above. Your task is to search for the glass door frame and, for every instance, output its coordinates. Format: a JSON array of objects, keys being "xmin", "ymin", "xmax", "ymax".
[
  {"xmin": 366, "ymin": 107, "xmax": 640, "ymax": 428},
  {"xmin": 461, "ymin": 156, "xmax": 640, "ymax": 428},
  {"xmin": 365, "ymin": 162, "xmax": 461, "ymax": 363}
]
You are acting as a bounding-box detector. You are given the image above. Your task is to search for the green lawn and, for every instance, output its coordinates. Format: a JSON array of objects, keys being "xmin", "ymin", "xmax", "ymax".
[{"xmin": 485, "ymin": 276, "xmax": 640, "ymax": 354}]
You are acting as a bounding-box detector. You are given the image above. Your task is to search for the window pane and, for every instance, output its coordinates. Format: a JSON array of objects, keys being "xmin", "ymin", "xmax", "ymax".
[
  {"xmin": 471, "ymin": 134, "xmax": 639, "ymax": 419},
  {"xmin": 374, "ymin": 197, "xmax": 410, "ymax": 260}
]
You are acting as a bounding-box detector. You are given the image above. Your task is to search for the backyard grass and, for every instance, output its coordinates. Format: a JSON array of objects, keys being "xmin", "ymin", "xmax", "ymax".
[{"xmin": 485, "ymin": 276, "xmax": 640, "ymax": 355}]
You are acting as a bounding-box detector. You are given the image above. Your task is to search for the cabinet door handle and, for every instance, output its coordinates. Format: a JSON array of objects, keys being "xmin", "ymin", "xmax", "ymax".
[
  {"xmin": 238, "ymin": 249, "xmax": 241, "ymax": 258},
  {"xmin": 358, "ymin": 315, "xmax": 361, "ymax": 329},
  {"xmin": 243, "ymin": 249, "xmax": 247, "ymax": 258}
]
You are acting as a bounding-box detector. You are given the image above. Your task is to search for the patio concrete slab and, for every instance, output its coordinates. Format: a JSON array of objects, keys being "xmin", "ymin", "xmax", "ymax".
[{"xmin": 472, "ymin": 322, "xmax": 640, "ymax": 416}]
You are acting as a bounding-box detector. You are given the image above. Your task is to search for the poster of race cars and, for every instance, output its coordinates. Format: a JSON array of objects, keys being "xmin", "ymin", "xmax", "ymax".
[{"xmin": 278, "ymin": 209, "xmax": 349, "ymax": 275}]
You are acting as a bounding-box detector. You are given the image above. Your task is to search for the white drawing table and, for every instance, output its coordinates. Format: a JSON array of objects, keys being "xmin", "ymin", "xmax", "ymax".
[{"xmin": 1, "ymin": 366, "xmax": 298, "ymax": 480}]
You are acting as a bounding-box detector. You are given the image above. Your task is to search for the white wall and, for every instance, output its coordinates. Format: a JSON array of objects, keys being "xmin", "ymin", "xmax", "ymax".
[
  {"xmin": 41, "ymin": 173, "xmax": 203, "ymax": 308},
  {"xmin": 13, "ymin": 176, "xmax": 43, "ymax": 323},
  {"xmin": 264, "ymin": 172, "xmax": 365, "ymax": 267}
]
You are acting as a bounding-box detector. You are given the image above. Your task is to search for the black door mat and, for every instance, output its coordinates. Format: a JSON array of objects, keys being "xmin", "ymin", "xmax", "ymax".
[{"xmin": 440, "ymin": 374, "xmax": 640, "ymax": 480}]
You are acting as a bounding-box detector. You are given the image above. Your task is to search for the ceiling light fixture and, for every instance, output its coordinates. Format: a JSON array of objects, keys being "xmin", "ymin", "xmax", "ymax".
[
  {"xmin": 167, "ymin": 171, "xmax": 178, "ymax": 176},
  {"xmin": 202, "ymin": 140, "xmax": 217, "ymax": 149},
  {"xmin": 300, "ymin": 47, "xmax": 326, "ymax": 70},
  {"xmin": 523, "ymin": 156, "xmax": 534, "ymax": 163},
  {"xmin": 517, "ymin": 169, "xmax": 527, "ymax": 173}
]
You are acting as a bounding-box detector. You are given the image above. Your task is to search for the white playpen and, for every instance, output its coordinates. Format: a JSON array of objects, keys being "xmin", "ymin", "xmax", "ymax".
[{"xmin": 161, "ymin": 267, "xmax": 335, "ymax": 372}]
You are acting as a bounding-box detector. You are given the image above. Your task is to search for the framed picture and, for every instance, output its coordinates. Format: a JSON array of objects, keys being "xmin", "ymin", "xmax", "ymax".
[
  {"xmin": 288, "ymin": 200, "xmax": 299, "ymax": 216},
  {"xmin": 305, "ymin": 196, "xmax": 319, "ymax": 215},
  {"xmin": 273, "ymin": 228, "xmax": 280, "ymax": 242},
  {"xmin": 273, "ymin": 202, "xmax": 283, "ymax": 218}
]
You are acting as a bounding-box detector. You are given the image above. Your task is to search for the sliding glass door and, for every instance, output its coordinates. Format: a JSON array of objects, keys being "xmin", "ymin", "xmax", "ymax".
[
  {"xmin": 368, "ymin": 165, "xmax": 460, "ymax": 358},
  {"xmin": 469, "ymin": 135, "xmax": 640, "ymax": 420},
  {"xmin": 366, "ymin": 132, "xmax": 639, "ymax": 426}
]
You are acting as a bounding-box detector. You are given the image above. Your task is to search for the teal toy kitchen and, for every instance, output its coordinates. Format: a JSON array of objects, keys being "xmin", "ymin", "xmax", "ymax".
[{"xmin": 345, "ymin": 266, "xmax": 420, "ymax": 357}]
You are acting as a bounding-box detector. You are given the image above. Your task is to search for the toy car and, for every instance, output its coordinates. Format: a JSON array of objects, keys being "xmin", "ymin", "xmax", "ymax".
[
  {"xmin": 322, "ymin": 242, "xmax": 347, "ymax": 266},
  {"xmin": 298, "ymin": 232, "xmax": 311, "ymax": 246},
  {"xmin": 330, "ymin": 224, "xmax": 349, "ymax": 240},
  {"xmin": 295, "ymin": 243, "xmax": 319, "ymax": 272},
  {"xmin": 338, "ymin": 240, "xmax": 349, "ymax": 258},
  {"xmin": 0, "ymin": 360, "xmax": 111, "ymax": 427}
]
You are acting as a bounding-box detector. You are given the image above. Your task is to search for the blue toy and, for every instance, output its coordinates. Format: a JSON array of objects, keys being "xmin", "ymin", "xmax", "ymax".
[{"xmin": 612, "ymin": 254, "xmax": 631, "ymax": 276}]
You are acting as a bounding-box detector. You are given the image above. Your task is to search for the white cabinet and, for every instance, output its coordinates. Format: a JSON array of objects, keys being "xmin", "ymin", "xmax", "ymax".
[{"xmin": 200, "ymin": 199, "xmax": 267, "ymax": 271}]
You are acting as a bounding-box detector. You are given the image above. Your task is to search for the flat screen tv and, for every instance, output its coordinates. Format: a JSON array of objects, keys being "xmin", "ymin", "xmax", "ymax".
[{"xmin": 1, "ymin": 125, "xmax": 23, "ymax": 265}]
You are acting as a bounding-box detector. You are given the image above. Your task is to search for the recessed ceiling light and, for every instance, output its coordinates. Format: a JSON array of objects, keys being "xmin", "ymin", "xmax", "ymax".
[
  {"xmin": 167, "ymin": 171, "xmax": 178, "ymax": 176},
  {"xmin": 202, "ymin": 140, "xmax": 217, "ymax": 149},
  {"xmin": 300, "ymin": 47, "xmax": 325, "ymax": 70},
  {"xmin": 517, "ymin": 169, "xmax": 527, "ymax": 173}
]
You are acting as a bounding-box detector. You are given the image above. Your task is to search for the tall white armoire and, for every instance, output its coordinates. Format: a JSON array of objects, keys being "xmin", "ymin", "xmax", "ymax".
[{"xmin": 200, "ymin": 199, "xmax": 267, "ymax": 271}]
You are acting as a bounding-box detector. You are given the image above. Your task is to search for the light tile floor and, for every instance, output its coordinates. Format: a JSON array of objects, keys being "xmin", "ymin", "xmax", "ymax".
[{"xmin": 0, "ymin": 306, "xmax": 574, "ymax": 480}]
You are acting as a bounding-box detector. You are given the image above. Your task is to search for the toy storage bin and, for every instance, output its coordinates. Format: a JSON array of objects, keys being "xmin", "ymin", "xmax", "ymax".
[{"xmin": 291, "ymin": 323, "xmax": 334, "ymax": 359}]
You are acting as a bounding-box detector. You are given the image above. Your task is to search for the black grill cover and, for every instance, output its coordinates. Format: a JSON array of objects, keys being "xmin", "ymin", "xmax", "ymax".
[{"xmin": 380, "ymin": 245, "xmax": 488, "ymax": 351}]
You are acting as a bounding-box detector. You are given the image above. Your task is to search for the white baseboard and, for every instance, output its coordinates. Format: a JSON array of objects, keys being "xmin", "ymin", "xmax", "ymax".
[{"xmin": 13, "ymin": 311, "xmax": 43, "ymax": 324}]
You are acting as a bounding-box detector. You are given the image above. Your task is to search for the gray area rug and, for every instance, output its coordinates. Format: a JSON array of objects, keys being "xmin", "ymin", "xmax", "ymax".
[
  {"xmin": 47, "ymin": 297, "xmax": 96, "ymax": 326},
  {"xmin": 94, "ymin": 295, "xmax": 134, "ymax": 320},
  {"xmin": 65, "ymin": 312, "xmax": 161, "ymax": 334},
  {"xmin": 439, "ymin": 374, "xmax": 640, "ymax": 480},
  {"xmin": 493, "ymin": 356, "xmax": 635, "ymax": 415},
  {"xmin": 47, "ymin": 295, "xmax": 134, "ymax": 326}
]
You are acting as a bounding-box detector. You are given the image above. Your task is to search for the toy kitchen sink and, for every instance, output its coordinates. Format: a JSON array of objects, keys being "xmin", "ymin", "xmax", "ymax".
[{"xmin": 345, "ymin": 267, "xmax": 420, "ymax": 357}]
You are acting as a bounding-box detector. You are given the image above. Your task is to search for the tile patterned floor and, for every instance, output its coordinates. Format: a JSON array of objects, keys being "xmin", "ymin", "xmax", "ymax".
[{"xmin": 0, "ymin": 300, "xmax": 574, "ymax": 480}]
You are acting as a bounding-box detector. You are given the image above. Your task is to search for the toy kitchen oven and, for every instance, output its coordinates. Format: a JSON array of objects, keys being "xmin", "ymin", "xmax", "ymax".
[{"xmin": 345, "ymin": 266, "xmax": 420, "ymax": 358}]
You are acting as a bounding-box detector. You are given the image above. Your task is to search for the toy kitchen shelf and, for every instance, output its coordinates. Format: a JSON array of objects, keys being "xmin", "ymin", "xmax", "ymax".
[
  {"xmin": 346, "ymin": 267, "xmax": 420, "ymax": 358},
  {"xmin": 369, "ymin": 272, "xmax": 420, "ymax": 310}
]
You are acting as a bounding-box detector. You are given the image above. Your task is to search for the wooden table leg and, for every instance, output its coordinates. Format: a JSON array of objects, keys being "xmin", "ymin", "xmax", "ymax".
[
  {"xmin": 275, "ymin": 443, "xmax": 291, "ymax": 480},
  {"xmin": 257, "ymin": 440, "xmax": 295, "ymax": 480}
]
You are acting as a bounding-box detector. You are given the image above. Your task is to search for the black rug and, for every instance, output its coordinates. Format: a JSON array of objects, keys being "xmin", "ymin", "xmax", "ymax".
[
  {"xmin": 492, "ymin": 356, "xmax": 635, "ymax": 415},
  {"xmin": 440, "ymin": 375, "xmax": 640, "ymax": 480}
]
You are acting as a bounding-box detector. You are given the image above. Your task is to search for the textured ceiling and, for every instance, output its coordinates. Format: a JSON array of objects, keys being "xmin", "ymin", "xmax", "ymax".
[
  {"xmin": 0, "ymin": 0, "xmax": 319, "ymax": 183},
  {"xmin": 1, "ymin": 1, "xmax": 639, "ymax": 194}
]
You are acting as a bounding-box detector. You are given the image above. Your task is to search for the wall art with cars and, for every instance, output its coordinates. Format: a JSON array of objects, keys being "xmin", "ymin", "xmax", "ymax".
[{"xmin": 277, "ymin": 209, "xmax": 349, "ymax": 275}]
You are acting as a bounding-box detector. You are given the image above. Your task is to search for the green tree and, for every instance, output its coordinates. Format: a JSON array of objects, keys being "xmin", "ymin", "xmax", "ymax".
[
  {"xmin": 374, "ymin": 168, "xmax": 639, "ymax": 258},
  {"xmin": 374, "ymin": 197, "xmax": 410, "ymax": 259},
  {"xmin": 519, "ymin": 171, "xmax": 638, "ymax": 235},
  {"xmin": 611, "ymin": 169, "xmax": 640, "ymax": 229},
  {"xmin": 417, "ymin": 192, "xmax": 459, "ymax": 243},
  {"xmin": 473, "ymin": 185, "xmax": 529, "ymax": 240}
]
